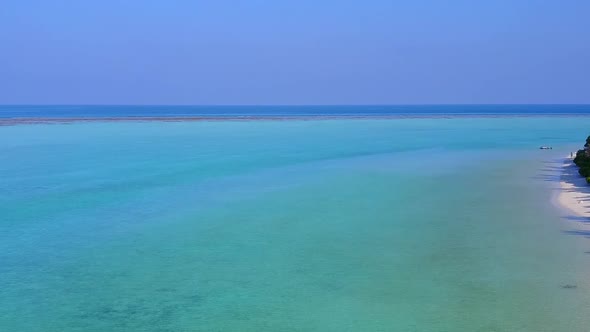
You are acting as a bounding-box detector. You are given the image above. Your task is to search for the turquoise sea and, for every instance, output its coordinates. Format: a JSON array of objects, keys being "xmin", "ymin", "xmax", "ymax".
[{"xmin": 2, "ymin": 112, "xmax": 590, "ymax": 331}]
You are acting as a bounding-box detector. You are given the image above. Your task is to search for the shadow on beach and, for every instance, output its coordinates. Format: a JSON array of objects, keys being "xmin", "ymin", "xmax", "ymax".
[{"xmin": 535, "ymin": 156, "xmax": 590, "ymax": 236}]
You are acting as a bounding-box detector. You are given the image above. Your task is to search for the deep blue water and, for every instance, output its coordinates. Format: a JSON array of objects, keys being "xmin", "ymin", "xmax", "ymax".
[{"xmin": 1, "ymin": 104, "xmax": 590, "ymax": 118}]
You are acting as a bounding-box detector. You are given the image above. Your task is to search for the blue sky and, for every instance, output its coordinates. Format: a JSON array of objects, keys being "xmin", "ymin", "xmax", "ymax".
[{"xmin": 0, "ymin": 0, "xmax": 588, "ymax": 105}]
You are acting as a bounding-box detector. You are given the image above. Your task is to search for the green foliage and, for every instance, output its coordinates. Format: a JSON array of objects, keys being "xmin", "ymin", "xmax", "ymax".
[
  {"xmin": 572, "ymin": 138, "xmax": 590, "ymax": 185},
  {"xmin": 579, "ymin": 167, "xmax": 590, "ymax": 177},
  {"xmin": 574, "ymin": 149, "xmax": 590, "ymax": 167}
]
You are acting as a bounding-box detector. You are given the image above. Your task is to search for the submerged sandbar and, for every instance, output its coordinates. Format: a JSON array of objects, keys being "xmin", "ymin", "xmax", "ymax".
[{"xmin": 2, "ymin": 113, "xmax": 590, "ymax": 126}]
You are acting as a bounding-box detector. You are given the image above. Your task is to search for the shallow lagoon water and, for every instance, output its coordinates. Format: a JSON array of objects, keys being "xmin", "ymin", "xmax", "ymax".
[{"xmin": 2, "ymin": 117, "xmax": 590, "ymax": 331}]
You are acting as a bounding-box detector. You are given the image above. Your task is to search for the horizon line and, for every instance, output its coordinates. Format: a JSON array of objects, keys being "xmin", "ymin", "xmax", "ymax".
[{"xmin": 1, "ymin": 103, "xmax": 590, "ymax": 107}]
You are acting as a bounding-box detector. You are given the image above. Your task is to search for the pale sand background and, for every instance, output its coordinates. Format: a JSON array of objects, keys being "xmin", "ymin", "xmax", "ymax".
[{"xmin": 558, "ymin": 157, "xmax": 590, "ymax": 217}]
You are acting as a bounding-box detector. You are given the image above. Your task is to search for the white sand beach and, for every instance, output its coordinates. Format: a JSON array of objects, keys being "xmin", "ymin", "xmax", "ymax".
[{"xmin": 558, "ymin": 157, "xmax": 590, "ymax": 217}]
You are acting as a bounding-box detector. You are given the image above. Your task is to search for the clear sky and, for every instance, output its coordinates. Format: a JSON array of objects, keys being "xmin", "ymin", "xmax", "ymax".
[{"xmin": 0, "ymin": 0, "xmax": 588, "ymax": 105}]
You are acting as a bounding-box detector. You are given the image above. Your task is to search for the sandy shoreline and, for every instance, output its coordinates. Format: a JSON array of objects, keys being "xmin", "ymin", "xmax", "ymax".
[{"xmin": 557, "ymin": 156, "xmax": 590, "ymax": 217}]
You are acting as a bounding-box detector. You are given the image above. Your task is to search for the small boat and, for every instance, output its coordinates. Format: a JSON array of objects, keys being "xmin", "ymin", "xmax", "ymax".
[{"xmin": 539, "ymin": 146, "xmax": 553, "ymax": 150}]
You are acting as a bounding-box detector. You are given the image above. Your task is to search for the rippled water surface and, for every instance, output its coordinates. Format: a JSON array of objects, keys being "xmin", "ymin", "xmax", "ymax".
[{"xmin": 2, "ymin": 117, "xmax": 590, "ymax": 331}]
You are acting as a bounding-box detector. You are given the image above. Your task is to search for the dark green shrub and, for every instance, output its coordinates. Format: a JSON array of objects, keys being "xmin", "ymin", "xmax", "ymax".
[
  {"xmin": 574, "ymin": 159, "xmax": 588, "ymax": 167},
  {"xmin": 579, "ymin": 167, "xmax": 590, "ymax": 177},
  {"xmin": 572, "ymin": 138, "xmax": 590, "ymax": 184},
  {"xmin": 574, "ymin": 149, "xmax": 590, "ymax": 166}
]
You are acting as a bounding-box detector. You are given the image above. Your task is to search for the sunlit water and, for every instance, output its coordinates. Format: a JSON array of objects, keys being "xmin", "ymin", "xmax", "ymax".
[{"xmin": 2, "ymin": 117, "xmax": 590, "ymax": 331}]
